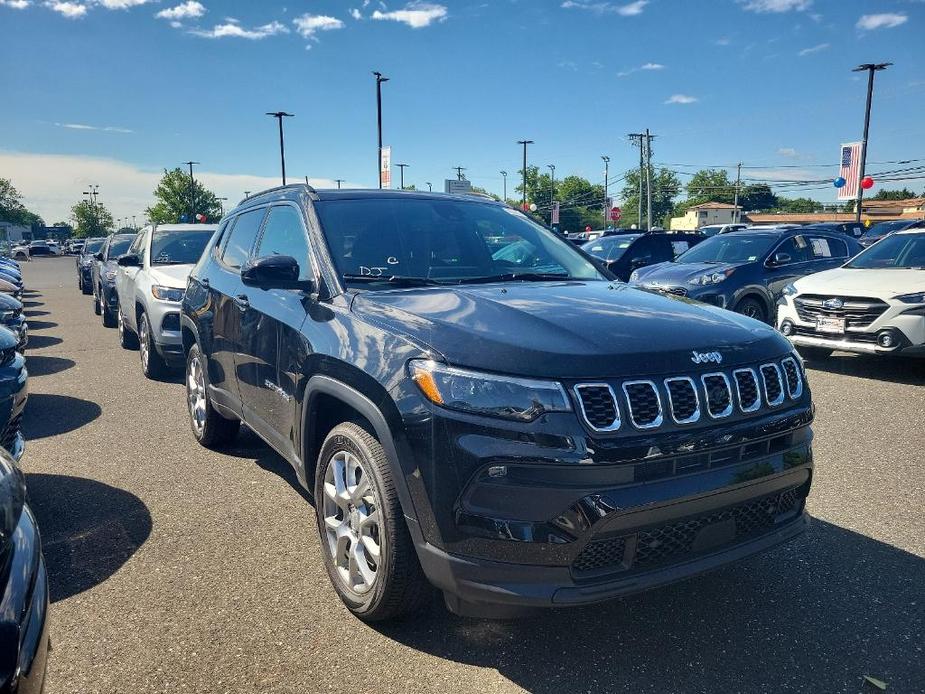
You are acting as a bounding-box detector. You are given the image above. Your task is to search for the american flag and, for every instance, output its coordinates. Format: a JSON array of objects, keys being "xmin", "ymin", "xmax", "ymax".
[{"xmin": 837, "ymin": 142, "xmax": 862, "ymax": 201}]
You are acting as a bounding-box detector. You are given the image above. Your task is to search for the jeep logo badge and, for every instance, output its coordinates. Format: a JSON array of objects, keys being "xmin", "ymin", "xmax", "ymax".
[
  {"xmin": 691, "ymin": 350, "xmax": 723, "ymax": 365},
  {"xmin": 823, "ymin": 298, "xmax": 844, "ymax": 310}
]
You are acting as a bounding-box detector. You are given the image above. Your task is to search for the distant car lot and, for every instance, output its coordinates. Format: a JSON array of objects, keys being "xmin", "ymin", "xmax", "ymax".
[{"xmin": 17, "ymin": 256, "xmax": 924, "ymax": 693}]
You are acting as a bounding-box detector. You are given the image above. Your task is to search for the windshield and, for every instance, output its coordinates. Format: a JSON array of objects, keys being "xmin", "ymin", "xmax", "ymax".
[
  {"xmin": 150, "ymin": 229, "xmax": 214, "ymax": 265},
  {"xmin": 84, "ymin": 238, "xmax": 105, "ymax": 254},
  {"xmin": 314, "ymin": 198, "xmax": 606, "ymax": 286},
  {"xmin": 861, "ymin": 220, "xmax": 908, "ymax": 241},
  {"xmin": 581, "ymin": 235, "xmax": 641, "ymax": 260},
  {"xmin": 844, "ymin": 232, "xmax": 925, "ymax": 269},
  {"xmin": 108, "ymin": 236, "xmax": 135, "ymax": 258},
  {"xmin": 675, "ymin": 234, "xmax": 777, "ymax": 264}
]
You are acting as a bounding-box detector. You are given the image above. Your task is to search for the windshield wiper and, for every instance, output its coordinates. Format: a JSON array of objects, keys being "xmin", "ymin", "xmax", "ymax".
[
  {"xmin": 342, "ymin": 274, "xmax": 445, "ymax": 287},
  {"xmin": 455, "ymin": 272, "xmax": 571, "ymax": 284}
]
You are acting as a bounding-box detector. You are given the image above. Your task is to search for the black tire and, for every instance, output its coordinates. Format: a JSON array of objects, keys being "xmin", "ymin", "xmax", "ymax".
[
  {"xmin": 100, "ymin": 293, "xmax": 116, "ymax": 327},
  {"xmin": 314, "ymin": 422, "xmax": 430, "ymax": 622},
  {"xmin": 93, "ymin": 288, "xmax": 102, "ymax": 316},
  {"xmin": 117, "ymin": 306, "xmax": 138, "ymax": 350},
  {"xmin": 185, "ymin": 342, "xmax": 239, "ymax": 448},
  {"xmin": 798, "ymin": 346, "xmax": 833, "ymax": 360},
  {"xmin": 138, "ymin": 311, "xmax": 168, "ymax": 380},
  {"xmin": 734, "ymin": 297, "xmax": 767, "ymax": 323},
  {"xmin": 81, "ymin": 276, "xmax": 92, "ymax": 295}
]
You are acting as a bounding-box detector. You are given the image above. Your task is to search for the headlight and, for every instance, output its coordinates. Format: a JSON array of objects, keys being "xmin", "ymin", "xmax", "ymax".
[
  {"xmin": 894, "ymin": 292, "xmax": 925, "ymax": 304},
  {"xmin": 629, "ymin": 270, "xmax": 640, "ymax": 282},
  {"xmin": 408, "ymin": 359, "xmax": 571, "ymax": 422},
  {"xmin": 688, "ymin": 269, "xmax": 734, "ymax": 286},
  {"xmin": 105, "ymin": 270, "xmax": 117, "ymax": 281},
  {"xmin": 151, "ymin": 285, "xmax": 184, "ymax": 302},
  {"xmin": 782, "ymin": 283, "xmax": 798, "ymax": 297}
]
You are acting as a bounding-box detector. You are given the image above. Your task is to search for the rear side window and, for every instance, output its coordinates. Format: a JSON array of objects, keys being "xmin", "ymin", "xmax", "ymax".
[
  {"xmin": 221, "ymin": 208, "xmax": 266, "ymax": 270},
  {"xmin": 809, "ymin": 236, "xmax": 848, "ymax": 258},
  {"xmin": 255, "ymin": 205, "xmax": 312, "ymax": 280}
]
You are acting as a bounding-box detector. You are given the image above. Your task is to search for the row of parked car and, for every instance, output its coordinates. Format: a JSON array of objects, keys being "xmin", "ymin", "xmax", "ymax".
[{"xmin": 63, "ymin": 186, "xmax": 921, "ymax": 631}]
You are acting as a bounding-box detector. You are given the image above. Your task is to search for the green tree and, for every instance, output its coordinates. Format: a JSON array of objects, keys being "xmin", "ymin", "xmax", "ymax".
[
  {"xmin": 775, "ymin": 197, "xmax": 819, "ymax": 213},
  {"xmin": 146, "ymin": 168, "xmax": 222, "ymax": 225},
  {"xmin": 739, "ymin": 184, "xmax": 778, "ymax": 211},
  {"xmin": 620, "ymin": 167, "xmax": 681, "ymax": 228},
  {"xmin": 70, "ymin": 199, "xmax": 114, "ymax": 237},
  {"xmin": 685, "ymin": 169, "xmax": 735, "ymax": 205},
  {"xmin": 0, "ymin": 178, "xmax": 43, "ymax": 227},
  {"xmin": 872, "ymin": 188, "xmax": 916, "ymax": 201}
]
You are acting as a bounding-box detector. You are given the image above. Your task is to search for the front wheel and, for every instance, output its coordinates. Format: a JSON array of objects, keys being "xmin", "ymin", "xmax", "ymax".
[
  {"xmin": 93, "ymin": 288, "xmax": 102, "ymax": 315},
  {"xmin": 314, "ymin": 423, "xmax": 430, "ymax": 622},
  {"xmin": 734, "ymin": 297, "xmax": 767, "ymax": 323},
  {"xmin": 186, "ymin": 343, "xmax": 239, "ymax": 448},
  {"xmin": 100, "ymin": 293, "xmax": 116, "ymax": 327},
  {"xmin": 81, "ymin": 275, "xmax": 92, "ymax": 295},
  {"xmin": 118, "ymin": 306, "xmax": 138, "ymax": 350},
  {"xmin": 139, "ymin": 312, "xmax": 168, "ymax": 380}
]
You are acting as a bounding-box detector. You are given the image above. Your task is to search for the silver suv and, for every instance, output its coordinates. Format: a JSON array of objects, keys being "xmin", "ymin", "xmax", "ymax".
[{"xmin": 115, "ymin": 223, "xmax": 218, "ymax": 378}]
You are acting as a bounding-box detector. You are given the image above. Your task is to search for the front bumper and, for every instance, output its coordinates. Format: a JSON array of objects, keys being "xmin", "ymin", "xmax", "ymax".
[
  {"xmin": 1, "ymin": 317, "xmax": 27, "ymax": 353},
  {"xmin": 0, "ymin": 355, "xmax": 28, "ymax": 462},
  {"xmin": 777, "ymin": 298, "xmax": 925, "ymax": 357},
  {"xmin": 147, "ymin": 301, "xmax": 184, "ymax": 366}
]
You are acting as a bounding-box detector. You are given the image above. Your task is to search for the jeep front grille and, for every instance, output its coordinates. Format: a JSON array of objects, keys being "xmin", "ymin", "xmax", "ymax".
[{"xmin": 573, "ymin": 356, "xmax": 803, "ymax": 433}]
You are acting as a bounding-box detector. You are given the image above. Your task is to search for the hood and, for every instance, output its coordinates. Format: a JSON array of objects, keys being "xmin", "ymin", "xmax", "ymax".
[
  {"xmin": 794, "ymin": 267, "xmax": 925, "ymax": 297},
  {"xmin": 0, "ymin": 294, "xmax": 21, "ymax": 311},
  {"xmin": 631, "ymin": 261, "xmax": 746, "ymax": 286},
  {"xmin": 0, "ymin": 325, "xmax": 17, "ymax": 349},
  {"xmin": 148, "ymin": 264, "xmax": 195, "ymax": 288},
  {"xmin": 351, "ymin": 280, "xmax": 791, "ymax": 379}
]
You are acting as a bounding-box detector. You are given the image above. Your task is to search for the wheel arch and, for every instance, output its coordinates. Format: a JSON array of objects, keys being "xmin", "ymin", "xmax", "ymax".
[{"xmin": 732, "ymin": 286, "xmax": 773, "ymax": 320}]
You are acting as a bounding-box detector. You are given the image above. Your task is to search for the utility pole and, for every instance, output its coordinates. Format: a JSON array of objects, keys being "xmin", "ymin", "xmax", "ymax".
[
  {"xmin": 217, "ymin": 197, "xmax": 228, "ymax": 216},
  {"xmin": 373, "ymin": 71, "xmax": 388, "ymax": 188},
  {"xmin": 547, "ymin": 164, "xmax": 556, "ymax": 208},
  {"xmin": 335, "ymin": 179, "xmax": 344, "ymax": 189},
  {"xmin": 517, "ymin": 140, "xmax": 533, "ymax": 210},
  {"xmin": 453, "ymin": 166, "xmax": 466, "ymax": 181},
  {"xmin": 732, "ymin": 162, "xmax": 742, "ymax": 224},
  {"xmin": 183, "ymin": 161, "xmax": 199, "ymax": 222},
  {"xmin": 628, "ymin": 134, "xmax": 644, "ymax": 229},
  {"xmin": 425, "ymin": 182, "xmax": 432, "ymax": 192},
  {"xmin": 397, "ymin": 163, "xmax": 409, "ymax": 190},
  {"xmin": 644, "ymin": 129, "xmax": 655, "ymax": 231},
  {"xmin": 852, "ymin": 62, "xmax": 891, "ymax": 223},
  {"xmin": 500, "ymin": 171, "xmax": 507, "ymax": 201},
  {"xmin": 266, "ymin": 112, "xmax": 294, "ymax": 185},
  {"xmin": 601, "ymin": 155, "xmax": 610, "ymax": 226}
]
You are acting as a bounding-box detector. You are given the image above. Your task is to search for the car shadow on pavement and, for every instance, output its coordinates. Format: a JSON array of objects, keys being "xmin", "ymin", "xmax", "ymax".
[
  {"xmin": 24, "ymin": 320, "xmax": 57, "ymax": 331},
  {"xmin": 22, "ymin": 301, "xmax": 43, "ymax": 308},
  {"xmin": 23, "ymin": 335, "xmax": 62, "ymax": 350},
  {"xmin": 23, "ymin": 310, "xmax": 49, "ymax": 318},
  {"xmin": 22, "ymin": 394, "xmax": 102, "ymax": 439},
  {"xmin": 805, "ymin": 354, "xmax": 925, "ymax": 386},
  {"xmin": 226, "ymin": 427, "xmax": 314, "ymax": 505},
  {"xmin": 25, "ymin": 473, "xmax": 152, "ymax": 602},
  {"xmin": 24, "ymin": 355, "xmax": 75, "ymax": 377},
  {"xmin": 374, "ymin": 520, "xmax": 923, "ymax": 693}
]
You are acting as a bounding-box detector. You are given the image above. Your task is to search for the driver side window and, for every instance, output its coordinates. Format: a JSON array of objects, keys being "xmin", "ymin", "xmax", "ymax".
[{"xmin": 254, "ymin": 205, "xmax": 312, "ymax": 281}]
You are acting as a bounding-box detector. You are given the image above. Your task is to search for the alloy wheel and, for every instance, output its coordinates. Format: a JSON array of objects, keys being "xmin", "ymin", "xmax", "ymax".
[
  {"xmin": 322, "ymin": 450, "xmax": 382, "ymax": 595},
  {"xmin": 139, "ymin": 315, "xmax": 150, "ymax": 371},
  {"xmin": 187, "ymin": 353, "xmax": 206, "ymax": 436}
]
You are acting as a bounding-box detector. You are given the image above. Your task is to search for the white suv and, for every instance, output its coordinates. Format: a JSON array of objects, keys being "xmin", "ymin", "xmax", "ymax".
[
  {"xmin": 777, "ymin": 229, "xmax": 925, "ymax": 358},
  {"xmin": 115, "ymin": 223, "xmax": 218, "ymax": 378}
]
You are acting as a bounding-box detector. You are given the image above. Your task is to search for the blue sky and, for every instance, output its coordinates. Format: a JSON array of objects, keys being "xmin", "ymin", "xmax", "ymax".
[{"xmin": 1, "ymin": 0, "xmax": 923, "ymax": 223}]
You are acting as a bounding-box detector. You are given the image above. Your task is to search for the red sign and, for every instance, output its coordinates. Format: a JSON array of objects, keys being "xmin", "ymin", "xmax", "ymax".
[{"xmin": 610, "ymin": 206, "xmax": 622, "ymax": 222}]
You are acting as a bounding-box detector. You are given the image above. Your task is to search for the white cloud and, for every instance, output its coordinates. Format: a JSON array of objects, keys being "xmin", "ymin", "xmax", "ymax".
[
  {"xmin": 293, "ymin": 13, "xmax": 344, "ymax": 38},
  {"xmin": 156, "ymin": 1, "xmax": 205, "ymax": 21},
  {"xmin": 1, "ymin": 150, "xmax": 358, "ymax": 225},
  {"xmin": 0, "ymin": 0, "xmax": 31, "ymax": 9},
  {"xmin": 856, "ymin": 13, "xmax": 907, "ymax": 31},
  {"xmin": 43, "ymin": 1, "xmax": 87, "ymax": 17},
  {"xmin": 191, "ymin": 20, "xmax": 289, "ymax": 39},
  {"xmin": 798, "ymin": 42, "xmax": 829, "ymax": 56},
  {"xmin": 641, "ymin": 62, "xmax": 664, "ymax": 70},
  {"xmin": 561, "ymin": 0, "xmax": 649, "ymax": 15},
  {"xmin": 740, "ymin": 0, "xmax": 810, "ymax": 13},
  {"xmin": 371, "ymin": 2, "xmax": 447, "ymax": 28},
  {"xmin": 617, "ymin": 61, "xmax": 665, "ymax": 77},
  {"xmin": 777, "ymin": 147, "xmax": 798, "ymax": 157},
  {"xmin": 714, "ymin": 37, "xmax": 731, "ymax": 46},
  {"xmin": 664, "ymin": 94, "xmax": 698, "ymax": 104},
  {"xmin": 93, "ymin": 0, "xmax": 154, "ymax": 8},
  {"xmin": 53, "ymin": 122, "xmax": 134, "ymax": 133},
  {"xmin": 349, "ymin": 8, "xmax": 361, "ymax": 19}
]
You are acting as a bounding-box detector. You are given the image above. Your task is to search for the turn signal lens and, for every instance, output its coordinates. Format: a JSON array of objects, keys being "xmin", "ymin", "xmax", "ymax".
[{"xmin": 410, "ymin": 367, "xmax": 444, "ymax": 405}]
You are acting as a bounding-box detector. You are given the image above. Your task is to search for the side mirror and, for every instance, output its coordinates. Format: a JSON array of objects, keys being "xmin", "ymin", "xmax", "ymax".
[
  {"xmin": 630, "ymin": 256, "xmax": 650, "ymax": 269},
  {"xmin": 769, "ymin": 252, "xmax": 791, "ymax": 266},
  {"xmin": 241, "ymin": 255, "xmax": 315, "ymax": 292},
  {"xmin": 94, "ymin": 252, "xmax": 104, "ymax": 261},
  {"xmin": 117, "ymin": 254, "xmax": 141, "ymax": 267}
]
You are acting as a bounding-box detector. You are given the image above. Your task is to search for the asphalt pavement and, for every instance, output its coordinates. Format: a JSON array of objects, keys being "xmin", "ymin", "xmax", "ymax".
[{"xmin": 17, "ymin": 257, "xmax": 925, "ymax": 693}]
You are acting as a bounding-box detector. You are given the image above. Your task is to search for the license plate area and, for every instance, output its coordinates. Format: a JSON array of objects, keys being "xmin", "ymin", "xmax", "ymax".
[{"xmin": 816, "ymin": 316, "xmax": 845, "ymax": 334}]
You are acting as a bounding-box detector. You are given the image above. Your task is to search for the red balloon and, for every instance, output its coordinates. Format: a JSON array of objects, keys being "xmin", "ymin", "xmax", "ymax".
[{"xmin": 861, "ymin": 176, "xmax": 874, "ymax": 190}]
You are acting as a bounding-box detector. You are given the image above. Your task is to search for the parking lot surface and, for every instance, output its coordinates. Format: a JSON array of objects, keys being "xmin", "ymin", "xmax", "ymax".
[{"xmin": 19, "ymin": 257, "xmax": 925, "ymax": 693}]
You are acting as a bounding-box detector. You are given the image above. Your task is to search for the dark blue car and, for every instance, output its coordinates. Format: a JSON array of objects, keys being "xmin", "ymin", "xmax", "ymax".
[
  {"xmin": 630, "ymin": 227, "xmax": 862, "ymax": 323},
  {"xmin": 91, "ymin": 233, "xmax": 137, "ymax": 328},
  {"xmin": 858, "ymin": 219, "xmax": 925, "ymax": 248}
]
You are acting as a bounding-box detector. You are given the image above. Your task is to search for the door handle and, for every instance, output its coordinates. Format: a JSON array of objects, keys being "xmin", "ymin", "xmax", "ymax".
[{"xmin": 233, "ymin": 294, "xmax": 249, "ymax": 311}]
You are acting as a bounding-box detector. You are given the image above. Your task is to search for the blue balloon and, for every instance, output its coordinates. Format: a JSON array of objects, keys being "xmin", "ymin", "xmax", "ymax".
[{"xmin": 833, "ymin": 177, "xmax": 846, "ymax": 188}]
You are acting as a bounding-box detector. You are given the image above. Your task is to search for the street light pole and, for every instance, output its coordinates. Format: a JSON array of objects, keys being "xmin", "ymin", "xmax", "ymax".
[
  {"xmin": 547, "ymin": 164, "xmax": 556, "ymax": 205},
  {"xmin": 517, "ymin": 140, "xmax": 533, "ymax": 210},
  {"xmin": 183, "ymin": 161, "xmax": 199, "ymax": 223},
  {"xmin": 396, "ymin": 163, "xmax": 409, "ymax": 190},
  {"xmin": 374, "ymin": 71, "xmax": 389, "ymax": 189},
  {"xmin": 601, "ymin": 155, "xmax": 610, "ymax": 227},
  {"xmin": 266, "ymin": 112, "xmax": 294, "ymax": 185},
  {"xmin": 852, "ymin": 62, "xmax": 891, "ymax": 223},
  {"xmin": 217, "ymin": 197, "xmax": 228, "ymax": 216},
  {"xmin": 425, "ymin": 182, "xmax": 432, "ymax": 192},
  {"xmin": 335, "ymin": 179, "xmax": 344, "ymax": 189},
  {"xmin": 500, "ymin": 171, "xmax": 507, "ymax": 202}
]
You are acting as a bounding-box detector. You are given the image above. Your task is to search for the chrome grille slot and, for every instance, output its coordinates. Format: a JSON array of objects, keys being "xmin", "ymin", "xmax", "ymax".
[
  {"xmin": 622, "ymin": 381, "xmax": 663, "ymax": 429},
  {"xmin": 664, "ymin": 377, "xmax": 699, "ymax": 424},
  {"xmin": 701, "ymin": 373, "xmax": 733, "ymax": 418},
  {"xmin": 574, "ymin": 384, "xmax": 621, "ymax": 432},
  {"xmin": 781, "ymin": 357, "xmax": 803, "ymax": 399},
  {"xmin": 733, "ymin": 368, "xmax": 761, "ymax": 413},
  {"xmin": 760, "ymin": 364, "xmax": 784, "ymax": 406}
]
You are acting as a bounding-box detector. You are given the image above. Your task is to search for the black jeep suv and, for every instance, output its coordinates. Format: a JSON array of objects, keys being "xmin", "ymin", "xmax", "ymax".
[{"xmin": 181, "ymin": 186, "xmax": 814, "ymax": 621}]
